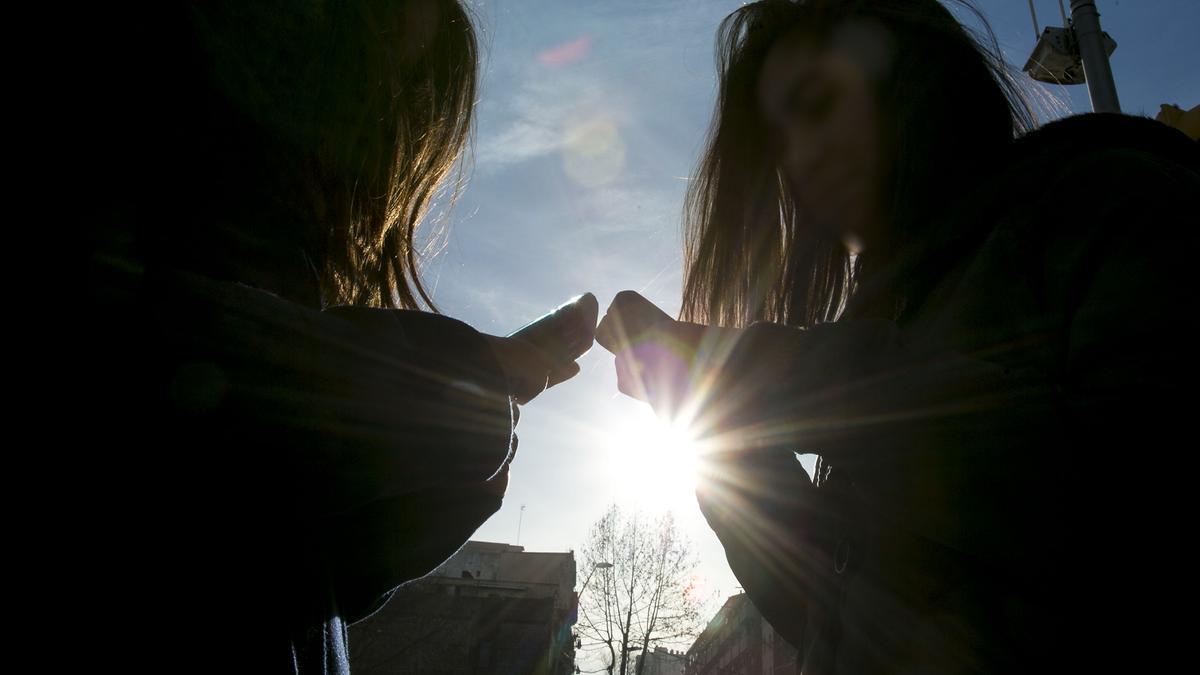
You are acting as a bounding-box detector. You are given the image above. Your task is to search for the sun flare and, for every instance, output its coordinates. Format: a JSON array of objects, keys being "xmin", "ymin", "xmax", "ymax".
[{"xmin": 603, "ymin": 404, "xmax": 701, "ymax": 514}]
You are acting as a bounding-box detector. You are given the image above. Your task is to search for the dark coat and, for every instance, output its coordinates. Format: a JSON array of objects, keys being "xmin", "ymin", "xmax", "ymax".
[
  {"xmin": 75, "ymin": 6, "xmax": 516, "ymax": 672},
  {"xmin": 83, "ymin": 250, "xmax": 515, "ymax": 674},
  {"xmin": 695, "ymin": 114, "xmax": 1200, "ymax": 674}
]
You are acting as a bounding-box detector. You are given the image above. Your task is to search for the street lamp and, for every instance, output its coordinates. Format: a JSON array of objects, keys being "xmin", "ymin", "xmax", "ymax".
[
  {"xmin": 1022, "ymin": 0, "xmax": 1120, "ymax": 112},
  {"xmin": 579, "ymin": 561, "xmax": 613, "ymax": 595}
]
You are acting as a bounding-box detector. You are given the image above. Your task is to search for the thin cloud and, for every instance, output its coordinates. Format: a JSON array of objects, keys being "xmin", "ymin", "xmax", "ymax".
[{"xmin": 474, "ymin": 73, "xmax": 603, "ymax": 169}]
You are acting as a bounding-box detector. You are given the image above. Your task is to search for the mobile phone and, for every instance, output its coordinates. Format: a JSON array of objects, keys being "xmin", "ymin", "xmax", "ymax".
[{"xmin": 508, "ymin": 293, "xmax": 599, "ymax": 363}]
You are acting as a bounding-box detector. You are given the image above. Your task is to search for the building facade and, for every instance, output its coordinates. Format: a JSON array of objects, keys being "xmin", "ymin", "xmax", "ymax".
[
  {"xmin": 683, "ymin": 594, "xmax": 799, "ymax": 675},
  {"xmin": 636, "ymin": 646, "xmax": 686, "ymax": 675},
  {"xmin": 349, "ymin": 541, "xmax": 578, "ymax": 675}
]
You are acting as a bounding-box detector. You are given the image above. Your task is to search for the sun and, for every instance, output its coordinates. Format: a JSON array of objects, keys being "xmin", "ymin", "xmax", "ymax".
[{"xmin": 603, "ymin": 403, "xmax": 701, "ymax": 514}]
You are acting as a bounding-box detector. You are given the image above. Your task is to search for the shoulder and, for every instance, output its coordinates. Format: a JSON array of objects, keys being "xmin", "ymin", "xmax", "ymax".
[
  {"xmin": 932, "ymin": 114, "xmax": 1197, "ymax": 258},
  {"xmin": 956, "ymin": 115, "xmax": 1198, "ymax": 318},
  {"xmin": 1009, "ymin": 113, "xmax": 1199, "ymax": 199},
  {"xmin": 1015, "ymin": 112, "xmax": 1198, "ymax": 165},
  {"xmin": 984, "ymin": 114, "xmax": 1198, "ymax": 246},
  {"xmin": 1005, "ymin": 117, "xmax": 1199, "ymax": 317}
]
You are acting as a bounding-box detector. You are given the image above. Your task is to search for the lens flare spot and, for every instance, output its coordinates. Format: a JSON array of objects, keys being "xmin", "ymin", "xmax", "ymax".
[
  {"xmin": 562, "ymin": 116, "xmax": 626, "ymax": 187},
  {"xmin": 537, "ymin": 36, "xmax": 592, "ymax": 67}
]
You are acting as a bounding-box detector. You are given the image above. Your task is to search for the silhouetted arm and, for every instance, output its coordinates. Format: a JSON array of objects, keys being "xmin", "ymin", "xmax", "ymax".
[
  {"xmin": 705, "ymin": 148, "xmax": 1196, "ymax": 492},
  {"xmin": 148, "ymin": 270, "xmax": 515, "ymax": 618}
]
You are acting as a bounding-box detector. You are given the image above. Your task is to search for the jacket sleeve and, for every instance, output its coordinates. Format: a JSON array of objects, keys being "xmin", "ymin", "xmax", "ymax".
[{"xmin": 147, "ymin": 270, "xmax": 516, "ymax": 618}]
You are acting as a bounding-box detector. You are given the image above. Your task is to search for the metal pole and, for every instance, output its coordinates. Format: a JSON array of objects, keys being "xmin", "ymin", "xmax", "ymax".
[{"xmin": 1069, "ymin": 0, "xmax": 1121, "ymax": 113}]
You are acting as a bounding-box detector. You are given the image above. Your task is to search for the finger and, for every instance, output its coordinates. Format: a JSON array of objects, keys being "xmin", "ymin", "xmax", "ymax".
[
  {"xmin": 612, "ymin": 291, "xmax": 674, "ymax": 335},
  {"xmin": 547, "ymin": 361, "xmax": 581, "ymax": 388},
  {"xmin": 611, "ymin": 289, "xmax": 649, "ymax": 313},
  {"xmin": 513, "ymin": 370, "xmax": 550, "ymax": 406},
  {"xmin": 597, "ymin": 291, "xmax": 651, "ymax": 353},
  {"xmin": 614, "ymin": 352, "xmax": 648, "ymax": 402},
  {"xmin": 595, "ymin": 312, "xmax": 622, "ymax": 353},
  {"xmin": 595, "ymin": 306, "xmax": 645, "ymax": 354}
]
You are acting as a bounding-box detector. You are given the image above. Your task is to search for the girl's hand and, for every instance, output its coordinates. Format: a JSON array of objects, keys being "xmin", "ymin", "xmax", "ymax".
[
  {"xmin": 596, "ymin": 290, "xmax": 739, "ymax": 416},
  {"xmin": 595, "ymin": 290, "xmax": 675, "ymax": 346}
]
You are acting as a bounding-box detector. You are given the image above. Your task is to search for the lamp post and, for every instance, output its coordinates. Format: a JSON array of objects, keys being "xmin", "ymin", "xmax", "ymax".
[{"xmin": 1069, "ymin": 0, "xmax": 1120, "ymax": 112}]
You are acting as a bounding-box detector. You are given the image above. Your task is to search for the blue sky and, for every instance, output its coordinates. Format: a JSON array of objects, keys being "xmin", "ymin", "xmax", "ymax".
[{"xmin": 419, "ymin": 0, "xmax": 1197, "ymax": 650}]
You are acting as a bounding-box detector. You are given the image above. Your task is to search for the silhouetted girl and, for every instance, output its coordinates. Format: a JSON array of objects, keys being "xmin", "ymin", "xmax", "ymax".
[
  {"xmin": 83, "ymin": 2, "xmax": 584, "ymax": 672},
  {"xmin": 596, "ymin": 1, "xmax": 1199, "ymax": 673}
]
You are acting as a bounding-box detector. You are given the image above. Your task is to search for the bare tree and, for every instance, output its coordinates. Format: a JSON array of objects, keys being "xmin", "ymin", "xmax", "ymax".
[{"xmin": 576, "ymin": 504, "xmax": 710, "ymax": 675}]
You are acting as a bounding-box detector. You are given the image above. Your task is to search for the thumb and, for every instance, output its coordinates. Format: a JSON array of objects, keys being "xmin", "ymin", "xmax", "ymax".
[{"xmin": 547, "ymin": 361, "xmax": 582, "ymax": 389}]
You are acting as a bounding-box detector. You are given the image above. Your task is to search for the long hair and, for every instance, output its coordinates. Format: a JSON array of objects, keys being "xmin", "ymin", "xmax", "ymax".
[
  {"xmin": 162, "ymin": 0, "xmax": 478, "ymax": 309},
  {"xmin": 681, "ymin": 0, "xmax": 1040, "ymax": 328}
]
